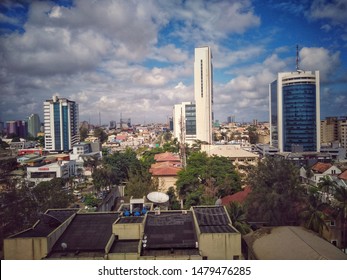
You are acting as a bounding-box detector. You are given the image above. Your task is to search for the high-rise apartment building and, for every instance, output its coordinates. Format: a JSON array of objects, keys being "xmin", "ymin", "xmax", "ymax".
[
  {"xmin": 44, "ymin": 95, "xmax": 79, "ymax": 152},
  {"xmin": 173, "ymin": 102, "xmax": 196, "ymax": 145},
  {"xmin": 194, "ymin": 46, "xmax": 213, "ymax": 144},
  {"xmin": 320, "ymin": 116, "xmax": 347, "ymax": 149},
  {"xmin": 269, "ymin": 70, "xmax": 320, "ymax": 152},
  {"xmin": 28, "ymin": 113, "xmax": 41, "ymax": 138}
]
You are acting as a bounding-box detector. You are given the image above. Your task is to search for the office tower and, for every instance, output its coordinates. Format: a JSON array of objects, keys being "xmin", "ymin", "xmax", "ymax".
[
  {"xmin": 173, "ymin": 102, "xmax": 196, "ymax": 145},
  {"xmin": 6, "ymin": 120, "xmax": 27, "ymax": 138},
  {"xmin": 44, "ymin": 95, "xmax": 80, "ymax": 152},
  {"xmin": 269, "ymin": 70, "xmax": 320, "ymax": 152},
  {"xmin": 194, "ymin": 46, "xmax": 213, "ymax": 144},
  {"xmin": 28, "ymin": 114, "xmax": 41, "ymax": 138},
  {"xmin": 6, "ymin": 121, "xmax": 17, "ymax": 136}
]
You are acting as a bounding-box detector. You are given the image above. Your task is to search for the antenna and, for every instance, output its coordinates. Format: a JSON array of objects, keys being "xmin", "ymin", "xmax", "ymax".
[{"xmin": 296, "ymin": 45, "xmax": 299, "ymax": 71}]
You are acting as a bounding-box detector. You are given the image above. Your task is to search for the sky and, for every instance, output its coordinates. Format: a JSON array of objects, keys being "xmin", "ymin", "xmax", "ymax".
[{"xmin": 0, "ymin": 0, "xmax": 347, "ymax": 126}]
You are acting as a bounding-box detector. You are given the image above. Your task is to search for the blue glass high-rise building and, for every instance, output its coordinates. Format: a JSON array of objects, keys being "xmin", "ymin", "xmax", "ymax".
[
  {"xmin": 269, "ymin": 70, "xmax": 320, "ymax": 152},
  {"xmin": 44, "ymin": 95, "xmax": 79, "ymax": 152}
]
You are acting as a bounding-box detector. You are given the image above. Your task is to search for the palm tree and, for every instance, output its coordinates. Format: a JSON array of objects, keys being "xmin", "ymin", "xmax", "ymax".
[
  {"xmin": 318, "ymin": 176, "xmax": 337, "ymax": 200},
  {"xmin": 300, "ymin": 190, "xmax": 329, "ymax": 236},
  {"xmin": 227, "ymin": 201, "xmax": 252, "ymax": 235}
]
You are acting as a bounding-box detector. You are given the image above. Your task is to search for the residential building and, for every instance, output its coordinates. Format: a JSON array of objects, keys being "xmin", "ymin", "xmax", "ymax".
[
  {"xmin": 27, "ymin": 113, "xmax": 41, "ymax": 138},
  {"xmin": 269, "ymin": 70, "xmax": 320, "ymax": 152},
  {"xmin": 320, "ymin": 116, "xmax": 347, "ymax": 150},
  {"xmin": 194, "ymin": 46, "xmax": 213, "ymax": 144},
  {"xmin": 149, "ymin": 152, "xmax": 182, "ymax": 193},
  {"xmin": 4, "ymin": 205, "xmax": 241, "ymax": 260},
  {"xmin": 173, "ymin": 102, "xmax": 196, "ymax": 145},
  {"xmin": 44, "ymin": 95, "xmax": 80, "ymax": 152}
]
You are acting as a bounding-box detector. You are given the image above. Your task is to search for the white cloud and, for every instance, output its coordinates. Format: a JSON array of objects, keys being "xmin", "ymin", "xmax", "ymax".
[
  {"xmin": 299, "ymin": 47, "xmax": 340, "ymax": 81},
  {"xmin": 308, "ymin": 0, "xmax": 347, "ymax": 25}
]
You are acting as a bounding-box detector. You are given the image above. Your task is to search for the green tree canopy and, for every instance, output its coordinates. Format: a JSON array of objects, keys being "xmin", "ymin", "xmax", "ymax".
[
  {"xmin": 176, "ymin": 151, "xmax": 241, "ymax": 208},
  {"xmin": 245, "ymin": 156, "xmax": 305, "ymax": 226},
  {"xmin": 93, "ymin": 127, "xmax": 108, "ymax": 143}
]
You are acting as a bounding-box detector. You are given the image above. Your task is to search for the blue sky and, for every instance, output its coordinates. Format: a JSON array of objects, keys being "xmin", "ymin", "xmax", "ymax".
[{"xmin": 0, "ymin": 0, "xmax": 346, "ymax": 125}]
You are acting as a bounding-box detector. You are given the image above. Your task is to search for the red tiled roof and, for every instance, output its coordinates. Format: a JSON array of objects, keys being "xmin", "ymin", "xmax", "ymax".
[
  {"xmin": 339, "ymin": 170, "xmax": 347, "ymax": 180},
  {"xmin": 149, "ymin": 161, "xmax": 182, "ymax": 176},
  {"xmin": 154, "ymin": 152, "xmax": 180, "ymax": 162},
  {"xmin": 311, "ymin": 162, "xmax": 332, "ymax": 173},
  {"xmin": 149, "ymin": 166, "xmax": 182, "ymax": 176},
  {"xmin": 150, "ymin": 161, "xmax": 182, "ymax": 169},
  {"xmin": 221, "ymin": 186, "xmax": 251, "ymax": 205}
]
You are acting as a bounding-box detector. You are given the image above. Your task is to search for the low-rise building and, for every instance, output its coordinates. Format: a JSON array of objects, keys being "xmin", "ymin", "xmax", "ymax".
[
  {"xmin": 27, "ymin": 160, "xmax": 76, "ymax": 183},
  {"xmin": 4, "ymin": 205, "xmax": 241, "ymax": 260}
]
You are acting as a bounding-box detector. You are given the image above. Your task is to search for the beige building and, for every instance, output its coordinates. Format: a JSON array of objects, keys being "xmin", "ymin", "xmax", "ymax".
[
  {"xmin": 4, "ymin": 205, "xmax": 241, "ymax": 260},
  {"xmin": 320, "ymin": 117, "xmax": 347, "ymax": 149},
  {"xmin": 201, "ymin": 144, "xmax": 259, "ymax": 171}
]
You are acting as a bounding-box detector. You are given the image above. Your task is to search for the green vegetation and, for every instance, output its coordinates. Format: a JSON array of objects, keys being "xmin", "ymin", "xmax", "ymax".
[
  {"xmin": 245, "ymin": 156, "xmax": 305, "ymax": 226},
  {"xmin": 176, "ymin": 151, "xmax": 241, "ymax": 208}
]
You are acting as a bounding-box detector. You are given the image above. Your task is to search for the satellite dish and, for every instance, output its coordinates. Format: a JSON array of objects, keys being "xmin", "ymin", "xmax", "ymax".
[
  {"xmin": 147, "ymin": 192, "xmax": 169, "ymax": 204},
  {"xmin": 61, "ymin": 242, "xmax": 67, "ymax": 250}
]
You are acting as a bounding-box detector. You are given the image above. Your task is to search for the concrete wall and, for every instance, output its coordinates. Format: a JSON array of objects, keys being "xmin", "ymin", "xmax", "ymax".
[
  {"xmin": 198, "ymin": 232, "xmax": 242, "ymax": 260},
  {"xmin": 4, "ymin": 237, "xmax": 48, "ymax": 260},
  {"xmin": 113, "ymin": 223, "xmax": 143, "ymax": 240}
]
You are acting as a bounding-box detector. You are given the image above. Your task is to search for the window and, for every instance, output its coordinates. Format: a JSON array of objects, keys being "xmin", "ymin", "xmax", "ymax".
[{"xmin": 330, "ymin": 220, "xmax": 336, "ymax": 227}]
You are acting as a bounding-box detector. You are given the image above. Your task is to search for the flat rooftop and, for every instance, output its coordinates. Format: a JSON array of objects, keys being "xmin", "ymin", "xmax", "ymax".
[
  {"xmin": 193, "ymin": 206, "xmax": 237, "ymax": 234},
  {"xmin": 143, "ymin": 211, "xmax": 197, "ymax": 250}
]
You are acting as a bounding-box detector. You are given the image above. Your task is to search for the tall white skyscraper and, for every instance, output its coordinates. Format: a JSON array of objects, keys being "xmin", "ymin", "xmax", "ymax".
[
  {"xmin": 44, "ymin": 95, "xmax": 80, "ymax": 152},
  {"xmin": 269, "ymin": 70, "xmax": 320, "ymax": 152},
  {"xmin": 194, "ymin": 46, "xmax": 213, "ymax": 144}
]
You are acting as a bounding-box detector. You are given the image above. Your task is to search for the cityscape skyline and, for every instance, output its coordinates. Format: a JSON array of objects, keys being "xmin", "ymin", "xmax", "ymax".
[{"xmin": 1, "ymin": 0, "xmax": 347, "ymax": 125}]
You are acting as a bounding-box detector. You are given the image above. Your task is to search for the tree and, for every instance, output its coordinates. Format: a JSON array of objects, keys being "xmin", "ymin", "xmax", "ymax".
[
  {"xmin": 32, "ymin": 178, "xmax": 74, "ymax": 212},
  {"xmin": 93, "ymin": 127, "xmax": 108, "ymax": 143},
  {"xmin": 245, "ymin": 156, "xmax": 305, "ymax": 226},
  {"xmin": 176, "ymin": 151, "xmax": 241, "ymax": 208},
  {"xmin": 83, "ymin": 153, "xmax": 101, "ymax": 174},
  {"xmin": 92, "ymin": 167, "xmax": 117, "ymax": 191},
  {"xmin": 318, "ymin": 176, "xmax": 337, "ymax": 200},
  {"xmin": 227, "ymin": 201, "xmax": 252, "ymax": 235},
  {"xmin": 246, "ymin": 125, "xmax": 258, "ymax": 144},
  {"xmin": 102, "ymin": 148, "xmax": 142, "ymax": 185},
  {"xmin": 334, "ymin": 185, "xmax": 347, "ymax": 252},
  {"xmin": 300, "ymin": 188, "xmax": 329, "ymax": 236},
  {"xmin": 124, "ymin": 168, "xmax": 158, "ymax": 198},
  {"xmin": 79, "ymin": 127, "xmax": 89, "ymax": 142},
  {"xmin": 166, "ymin": 187, "xmax": 181, "ymax": 210}
]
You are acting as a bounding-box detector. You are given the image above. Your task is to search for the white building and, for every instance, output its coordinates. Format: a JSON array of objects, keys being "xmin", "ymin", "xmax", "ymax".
[
  {"xmin": 194, "ymin": 46, "xmax": 213, "ymax": 144},
  {"xmin": 27, "ymin": 160, "xmax": 76, "ymax": 183},
  {"xmin": 173, "ymin": 102, "xmax": 196, "ymax": 145},
  {"xmin": 44, "ymin": 95, "xmax": 80, "ymax": 152},
  {"xmin": 270, "ymin": 70, "xmax": 320, "ymax": 152}
]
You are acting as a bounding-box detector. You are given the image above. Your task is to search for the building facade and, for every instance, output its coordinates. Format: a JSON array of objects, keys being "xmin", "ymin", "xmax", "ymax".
[
  {"xmin": 44, "ymin": 95, "xmax": 79, "ymax": 152},
  {"xmin": 27, "ymin": 113, "xmax": 41, "ymax": 138},
  {"xmin": 173, "ymin": 102, "xmax": 196, "ymax": 145},
  {"xmin": 194, "ymin": 46, "xmax": 213, "ymax": 144},
  {"xmin": 270, "ymin": 70, "xmax": 320, "ymax": 152}
]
